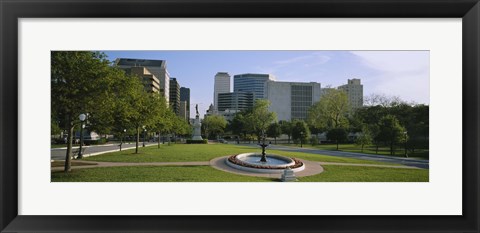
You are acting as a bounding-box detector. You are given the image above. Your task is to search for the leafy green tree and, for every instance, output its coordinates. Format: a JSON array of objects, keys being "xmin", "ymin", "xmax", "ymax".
[
  {"xmin": 149, "ymin": 94, "xmax": 173, "ymax": 148},
  {"xmin": 171, "ymin": 115, "xmax": 191, "ymax": 141},
  {"xmin": 228, "ymin": 111, "xmax": 248, "ymax": 140},
  {"xmin": 355, "ymin": 126, "xmax": 373, "ymax": 153},
  {"xmin": 326, "ymin": 127, "xmax": 348, "ymax": 150},
  {"xmin": 291, "ymin": 120, "xmax": 310, "ymax": 145},
  {"xmin": 267, "ymin": 122, "xmax": 282, "ymax": 144},
  {"xmin": 202, "ymin": 115, "xmax": 227, "ymax": 139},
  {"xmin": 377, "ymin": 115, "xmax": 406, "ymax": 155},
  {"xmin": 307, "ymin": 89, "xmax": 349, "ymax": 130},
  {"xmin": 279, "ymin": 120, "xmax": 293, "ymax": 144},
  {"xmin": 125, "ymin": 84, "xmax": 159, "ymax": 153},
  {"xmin": 51, "ymin": 51, "xmax": 120, "ymax": 172},
  {"xmin": 245, "ymin": 99, "xmax": 277, "ymax": 142},
  {"xmin": 51, "ymin": 118, "xmax": 62, "ymax": 138}
]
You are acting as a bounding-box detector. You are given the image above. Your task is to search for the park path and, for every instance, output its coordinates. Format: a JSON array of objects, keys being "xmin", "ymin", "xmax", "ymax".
[
  {"xmin": 51, "ymin": 142, "xmax": 158, "ymax": 160},
  {"xmin": 51, "ymin": 161, "xmax": 209, "ymax": 172},
  {"xmin": 51, "ymin": 159, "xmax": 421, "ymax": 172}
]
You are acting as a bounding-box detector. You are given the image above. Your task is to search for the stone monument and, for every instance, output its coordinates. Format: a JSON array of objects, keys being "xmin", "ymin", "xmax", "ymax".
[
  {"xmin": 192, "ymin": 104, "xmax": 203, "ymax": 140},
  {"xmin": 281, "ymin": 167, "xmax": 297, "ymax": 182}
]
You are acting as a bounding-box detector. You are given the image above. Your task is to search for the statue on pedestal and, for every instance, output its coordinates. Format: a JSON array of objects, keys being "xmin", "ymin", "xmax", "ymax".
[{"xmin": 192, "ymin": 104, "xmax": 203, "ymax": 140}]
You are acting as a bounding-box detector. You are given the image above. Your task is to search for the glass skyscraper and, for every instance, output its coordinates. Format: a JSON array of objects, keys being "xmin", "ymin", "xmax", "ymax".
[{"xmin": 233, "ymin": 73, "xmax": 275, "ymax": 100}]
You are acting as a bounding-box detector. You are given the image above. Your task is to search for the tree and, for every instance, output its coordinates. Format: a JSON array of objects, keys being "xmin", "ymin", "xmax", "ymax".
[
  {"xmin": 364, "ymin": 93, "xmax": 405, "ymax": 107},
  {"xmin": 267, "ymin": 122, "xmax": 282, "ymax": 144},
  {"xmin": 149, "ymin": 94, "xmax": 173, "ymax": 148},
  {"xmin": 171, "ymin": 115, "xmax": 191, "ymax": 141},
  {"xmin": 127, "ymin": 85, "xmax": 158, "ymax": 153},
  {"xmin": 228, "ymin": 111, "xmax": 248, "ymax": 140},
  {"xmin": 279, "ymin": 120, "xmax": 293, "ymax": 143},
  {"xmin": 326, "ymin": 127, "xmax": 348, "ymax": 150},
  {"xmin": 355, "ymin": 126, "xmax": 373, "ymax": 153},
  {"xmin": 245, "ymin": 99, "xmax": 276, "ymax": 142},
  {"xmin": 291, "ymin": 120, "xmax": 310, "ymax": 145},
  {"xmin": 202, "ymin": 115, "xmax": 227, "ymax": 139},
  {"xmin": 377, "ymin": 115, "xmax": 406, "ymax": 155},
  {"xmin": 51, "ymin": 51, "xmax": 120, "ymax": 172},
  {"xmin": 308, "ymin": 89, "xmax": 349, "ymax": 130}
]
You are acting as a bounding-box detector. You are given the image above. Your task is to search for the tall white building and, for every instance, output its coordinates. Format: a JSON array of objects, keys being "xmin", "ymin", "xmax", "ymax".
[
  {"xmin": 213, "ymin": 72, "xmax": 231, "ymax": 111},
  {"xmin": 338, "ymin": 78, "xmax": 363, "ymax": 109},
  {"xmin": 265, "ymin": 81, "xmax": 321, "ymax": 121},
  {"xmin": 115, "ymin": 58, "xmax": 170, "ymax": 103}
]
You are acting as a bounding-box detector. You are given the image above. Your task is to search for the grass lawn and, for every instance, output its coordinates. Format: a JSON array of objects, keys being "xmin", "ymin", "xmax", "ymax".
[
  {"xmin": 51, "ymin": 165, "xmax": 428, "ymax": 182},
  {"xmin": 280, "ymin": 143, "xmax": 429, "ymax": 159},
  {"xmin": 51, "ymin": 144, "xmax": 68, "ymax": 148},
  {"xmin": 83, "ymin": 143, "xmax": 403, "ymax": 166},
  {"xmin": 298, "ymin": 165, "xmax": 429, "ymax": 182},
  {"xmin": 51, "ymin": 166, "xmax": 274, "ymax": 182}
]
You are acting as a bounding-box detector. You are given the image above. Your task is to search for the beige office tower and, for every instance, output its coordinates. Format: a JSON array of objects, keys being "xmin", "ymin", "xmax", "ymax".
[
  {"xmin": 338, "ymin": 78, "xmax": 363, "ymax": 109},
  {"xmin": 115, "ymin": 58, "xmax": 170, "ymax": 104}
]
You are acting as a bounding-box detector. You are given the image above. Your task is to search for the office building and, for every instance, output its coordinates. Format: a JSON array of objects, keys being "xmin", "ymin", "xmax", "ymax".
[
  {"xmin": 338, "ymin": 78, "xmax": 363, "ymax": 109},
  {"xmin": 169, "ymin": 78, "xmax": 181, "ymax": 115},
  {"xmin": 180, "ymin": 87, "xmax": 190, "ymax": 119},
  {"xmin": 265, "ymin": 81, "xmax": 321, "ymax": 121},
  {"xmin": 213, "ymin": 72, "xmax": 231, "ymax": 111},
  {"xmin": 127, "ymin": 67, "xmax": 161, "ymax": 93},
  {"xmin": 233, "ymin": 73, "xmax": 275, "ymax": 100},
  {"xmin": 179, "ymin": 101, "xmax": 188, "ymax": 121},
  {"xmin": 115, "ymin": 58, "xmax": 170, "ymax": 103},
  {"xmin": 217, "ymin": 92, "xmax": 255, "ymax": 112}
]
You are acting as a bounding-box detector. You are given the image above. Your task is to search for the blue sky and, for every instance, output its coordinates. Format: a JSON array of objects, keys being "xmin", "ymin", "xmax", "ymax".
[{"xmin": 103, "ymin": 51, "xmax": 429, "ymax": 117}]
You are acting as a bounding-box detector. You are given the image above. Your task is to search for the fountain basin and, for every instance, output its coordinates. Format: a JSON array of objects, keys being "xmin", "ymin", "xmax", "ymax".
[{"xmin": 226, "ymin": 153, "xmax": 305, "ymax": 173}]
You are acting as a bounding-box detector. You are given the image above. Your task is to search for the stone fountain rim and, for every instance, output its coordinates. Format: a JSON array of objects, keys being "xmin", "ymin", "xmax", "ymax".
[
  {"xmin": 226, "ymin": 153, "xmax": 305, "ymax": 173},
  {"xmin": 235, "ymin": 152, "xmax": 296, "ymax": 167}
]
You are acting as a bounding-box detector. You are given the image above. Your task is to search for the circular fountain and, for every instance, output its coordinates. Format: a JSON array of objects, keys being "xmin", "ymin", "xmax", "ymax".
[
  {"xmin": 226, "ymin": 152, "xmax": 305, "ymax": 173},
  {"xmin": 225, "ymin": 131, "xmax": 305, "ymax": 174}
]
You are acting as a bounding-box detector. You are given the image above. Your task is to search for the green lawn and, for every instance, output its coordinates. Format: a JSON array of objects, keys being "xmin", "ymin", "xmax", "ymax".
[
  {"xmin": 51, "ymin": 165, "xmax": 428, "ymax": 182},
  {"xmin": 83, "ymin": 143, "xmax": 402, "ymax": 166},
  {"xmin": 280, "ymin": 143, "xmax": 429, "ymax": 159},
  {"xmin": 51, "ymin": 166, "xmax": 274, "ymax": 182},
  {"xmin": 298, "ymin": 165, "xmax": 429, "ymax": 182}
]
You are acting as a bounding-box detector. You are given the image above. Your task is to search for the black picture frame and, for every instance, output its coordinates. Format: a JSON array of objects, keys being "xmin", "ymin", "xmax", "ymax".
[{"xmin": 1, "ymin": 0, "xmax": 479, "ymax": 232}]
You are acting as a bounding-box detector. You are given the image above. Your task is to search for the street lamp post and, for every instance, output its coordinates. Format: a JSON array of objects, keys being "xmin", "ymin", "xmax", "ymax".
[
  {"xmin": 143, "ymin": 126, "xmax": 147, "ymax": 147},
  {"xmin": 404, "ymin": 131, "xmax": 408, "ymax": 158},
  {"xmin": 77, "ymin": 113, "xmax": 86, "ymax": 159},
  {"xmin": 300, "ymin": 131, "xmax": 304, "ymax": 148},
  {"xmin": 120, "ymin": 129, "xmax": 126, "ymax": 151}
]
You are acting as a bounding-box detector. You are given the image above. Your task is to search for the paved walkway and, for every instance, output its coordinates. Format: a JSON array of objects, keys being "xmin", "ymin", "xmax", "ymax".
[
  {"xmin": 318, "ymin": 162, "xmax": 421, "ymax": 169},
  {"xmin": 51, "ymin": 161, "xmax": 209, "ymax": 172},
  {"xmin": 51, "ymin": 142, "xmax": 158, "ymax": 160}
]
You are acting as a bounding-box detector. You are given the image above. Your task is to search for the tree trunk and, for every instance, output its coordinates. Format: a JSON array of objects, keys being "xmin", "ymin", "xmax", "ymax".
[
  {"xmin": 288, "ymin": 135, "xmax": 291, "ymax": 144},
  {"xmin": 135, "ymin": 127, "xmax": 140, "ymax": 153},
  {"xmin": 274, "ymin": 137, "xmax": 277, "ymax": 144},
  {"xmin": 376, "ymin": 144, "xmax": 379, "ymax": 154},
  {"xmin": 361, "ymin": 144, "xmax": 364, "ymax": 153},
  {"xmin": 158, "ymin": 132, "xmax": 161, "ymax": 148},
  {"xmin": 64, "ymin": 123, "xmax": 74, "ymax": 173}
]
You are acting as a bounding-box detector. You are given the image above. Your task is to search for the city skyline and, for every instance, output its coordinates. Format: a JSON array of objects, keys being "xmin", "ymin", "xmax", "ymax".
[{"xmin": 103, "ymin": 50, "xmax": 430, "ymax": 118}]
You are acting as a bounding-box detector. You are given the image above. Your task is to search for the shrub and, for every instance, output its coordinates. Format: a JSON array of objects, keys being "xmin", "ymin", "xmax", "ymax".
[{"xmin": 186, "ymin": 139, "xmax": 208, "ymax": 144}]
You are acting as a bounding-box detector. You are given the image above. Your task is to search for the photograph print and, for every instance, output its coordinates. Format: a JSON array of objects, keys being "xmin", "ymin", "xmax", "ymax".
[{"xmin": 51, "ymin": 50, "xmax": 429, "ymax": 182}]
